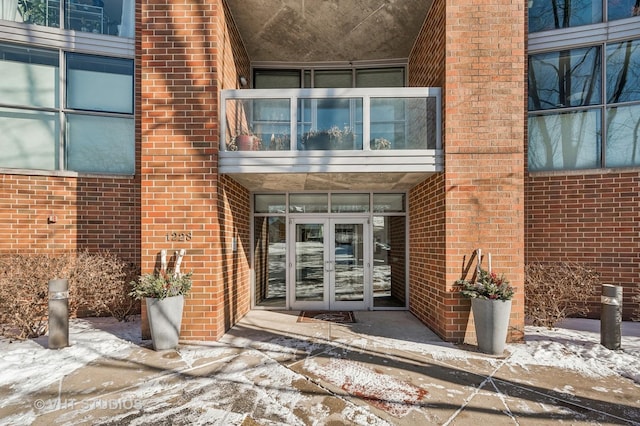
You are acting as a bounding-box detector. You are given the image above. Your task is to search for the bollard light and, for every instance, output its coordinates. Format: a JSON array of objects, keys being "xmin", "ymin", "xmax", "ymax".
[
  {"xmin": 600, "ymin": 284, "xmax": 622, "ymax": 350},
  {"xmin": 48, "ymin": 278, "xmax": 69, "ymax": 349}
]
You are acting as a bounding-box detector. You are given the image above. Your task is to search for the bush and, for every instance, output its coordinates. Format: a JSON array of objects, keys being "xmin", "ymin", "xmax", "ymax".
[
  {"xmin": 0, "ymin": 254, "xmax": 70, "ymax": 339},
  {"xmin": 70, "ymin": 251, "xmax": 139, "ymax": 322},
  {"xmin": 0, "ymin": 252, "xmax": 138, "ymax": 340},
  {"xmin": 525, "ymin": 262, "xmax": 599, "ymax": 328}
]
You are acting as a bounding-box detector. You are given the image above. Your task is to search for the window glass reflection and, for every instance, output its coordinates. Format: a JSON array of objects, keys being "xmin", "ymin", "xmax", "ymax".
[
  {"xmin": 529, "ymin": 0, "xmax": 602, "ymax": 33},
  {"xmin": 607, "ymin": 39, "xmax": 640, "ymax": 104},
  {"xmin": 608, "ymin": 0, "xmax": 640, "ymax": 21},
  {"xmin": 528, "ymin": 109, "xmax": 601, "ymax": 171},
  {"xmin": 529, "ymin": 47, "xmax": 601, "ymax": 111},
  {"xmin": 606, "ymin": 104, "xmax": 640, "ymax": 167}
]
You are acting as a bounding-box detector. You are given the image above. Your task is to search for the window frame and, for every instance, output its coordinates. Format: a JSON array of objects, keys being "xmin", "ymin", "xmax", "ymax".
[
  {"xmin": 528, "ymin": 13, "xmax": 640, "ymax": 172},
  {"xmin": 0, "ymin": 16, "xmax": 135, "ymax": 177}
]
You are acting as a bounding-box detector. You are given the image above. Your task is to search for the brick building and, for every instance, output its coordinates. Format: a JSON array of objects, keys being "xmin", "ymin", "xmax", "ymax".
[{"xmin": 0, "ymin": 1, "xmax": 638, "ymax": 343}]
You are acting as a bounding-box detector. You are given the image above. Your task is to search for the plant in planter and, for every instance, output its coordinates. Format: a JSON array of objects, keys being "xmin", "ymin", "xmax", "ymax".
[
  {"xmin": 457, "ymin": 267, "xmax": 514, "ymax": 355},
  {"xmin": 371, "ymin": 137, "xmax": 391, "ymax": 150},
  {"xmin": 130, "ymin": 250, "xmax": 191, "ymax": 350},
  {"xmin": 303, "ymin": 126, "xmax": 354, "ymax": 150},
  {"xmin": 228, "ymin": 129, "xmax": 262, "ymax": 151}
]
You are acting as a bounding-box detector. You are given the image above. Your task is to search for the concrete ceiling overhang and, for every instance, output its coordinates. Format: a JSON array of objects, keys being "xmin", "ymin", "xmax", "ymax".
[
  {"xmin": 226, "ymin": 172, "xmax": 434, "ymax": 192},
  {"xmin": 226, "ymin": 0, "xmax": 433, "ymax": 63}
]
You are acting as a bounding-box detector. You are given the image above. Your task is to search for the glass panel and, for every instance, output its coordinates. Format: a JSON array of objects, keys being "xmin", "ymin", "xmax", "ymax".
[
  {"xmin": 12, "ymin": 0, "xmax": 60, "ymax": 28},
  {"xmin": 356, "ymin": 68, "xmax": 405, "ymax": 87},
  {"xmin": 298, "ymin": 98, "xmax": 363, "ymax": 151},
  {"xmin": 295, "ymin": 223, "xmax": 325, "ymax": 302},
  {"xmin": 0, "ymin": 107, "xmax": 59, "ymax": 170},
  {"xmin": 65, "ymin": 0, "xmax": 134, "ymax": 37},
  {"xmin": 331, "ymin": 193, "xmax": 370, "ymax": 213},
  {"xmin": 0, "ymin": 44, "xmax": 59, "ymax": 108},
  {"xmin": 528, "ymin": 109, "xmax": 601, "ymax": 171},
  {"xmin": 314, "ymin": 69, "xmax": 352, "ymax": 88},
  {"xmin": 373, "ymin": 216, "xmax": 406, "ymax": 308},
  {"xmin": 370, "ymin": 98, "xmax": 431, "ymax": 149},
  {"xmin": 226, "ymin": 98, "xmax": 291, "ymax": 151},
  {"xmin": 66, "ymin": 114, "xmax": 134, "ymax": 174},
  {"xmin": 607, "ymin": 39, "xmax": 640, "ymax": 104},
  {"xmin": 254, "ymin": 216, "xmax": 286, "ymax": 307},
  {"xmin": 254, "ymin": 194, "xmax": 286, "ymax": 214},
  {"xmin": 606, "ymin": 104, "xmax": 640, "ymax": 167},
  {"xmin": 528, "ymin": 0, "xmax": 602, "ymax": 33},
  {"xmin": 67, "ymin": 53, "xmax": 133, "ymax": 113},
  {"xmin": 528, "ymin": 47, "xmax": 601, "ymax": 111},
  {"xmin": 373, "ymin": 193, "xmax": 406, "ymax": 213},
  {"xmin": 608, "ymin": 0, "xmax": 640, "ymax": 21},
  {"xmin": 334, "ymin": 223, "xmax": 364, "ymax": 302},
  {"xmin": 289, "ymin": 193, "xmax": 328, "ymax": 213},
  {"xmin": 254, "ymin": 69, "xmax": 300, "ymax": 88}
]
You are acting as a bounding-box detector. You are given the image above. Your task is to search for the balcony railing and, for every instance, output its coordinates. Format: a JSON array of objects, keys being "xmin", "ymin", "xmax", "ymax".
[{"xmin": 219, "ymin": 87, "xmax": 442, "ymax": 175}]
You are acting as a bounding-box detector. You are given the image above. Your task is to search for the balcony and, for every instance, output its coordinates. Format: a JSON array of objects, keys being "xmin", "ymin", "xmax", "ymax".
[{"xmin": 219, "ymin": 87, "xmax": 442, "ymax": 191}]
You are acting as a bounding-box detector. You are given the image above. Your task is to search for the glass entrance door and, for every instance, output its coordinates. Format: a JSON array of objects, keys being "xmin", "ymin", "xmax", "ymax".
[{"xmin": 290, "ymin": 218, "xmax": 369, "ymax": 310}]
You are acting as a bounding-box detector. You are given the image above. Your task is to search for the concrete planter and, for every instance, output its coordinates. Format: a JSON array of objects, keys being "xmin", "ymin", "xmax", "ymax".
[
  {"xmin": 146, "ymin": 295, "xmax": 184, "ymax": 351},
  {"xmin": 471, "ymin": 298, "xmax": 512, "ymax": 355}
]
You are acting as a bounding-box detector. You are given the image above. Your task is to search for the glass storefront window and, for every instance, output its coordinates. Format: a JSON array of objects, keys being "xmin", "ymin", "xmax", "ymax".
[
  {"xmin": 289, "ymin": 193, "xmax": 328, "ymax": 213},
  {"xmin": 331, "ymin": 193, "xmax": 369, "ymax": 213},
  {"xmin": 373, "ymin": 216, "xmax": 406, "ymax": 308},
  {"xmin": 254, "ymin": 194, "xmax": 286, "ymax": 214},
  {"xmin": 373, "ymin": 193, "xmax": 405, "ymax": 213},
  {"xmin": 254, "ymin": 216, "xmax": 286, "ymax": 308}
]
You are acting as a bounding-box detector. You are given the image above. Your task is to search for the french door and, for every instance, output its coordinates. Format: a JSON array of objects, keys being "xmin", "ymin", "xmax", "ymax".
[{"xmin": 290, "ymin": 217, "xmax": 370, "ymax": 310}]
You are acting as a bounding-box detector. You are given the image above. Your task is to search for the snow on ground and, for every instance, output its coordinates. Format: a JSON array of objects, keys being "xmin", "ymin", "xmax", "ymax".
[
  {"xmin": 0, "ymin": 315, "xmax": 638, "ymax": 424},
  {"xmin": 509, "ymin": 318, "xmax": 640, "ymax": 384}
]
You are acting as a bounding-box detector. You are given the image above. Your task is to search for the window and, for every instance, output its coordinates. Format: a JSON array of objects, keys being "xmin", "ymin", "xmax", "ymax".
[
  {"xmin": 528, "ymin": 34, "xmax": 640, "ymax": 170},
  {"xmin": 1, "ymin": 0, "xmax": 135, "ymax": 38},
  {"xmin": 529, "ymin": 0, "xmax": 640, "ymax": 33},
  {"xmin": 0, "ymin": 43, "xmax": 134, "ymax": 174},
  {"xmin": 253, "ymin": 67, "xmax": 405, "ymax": 89}
]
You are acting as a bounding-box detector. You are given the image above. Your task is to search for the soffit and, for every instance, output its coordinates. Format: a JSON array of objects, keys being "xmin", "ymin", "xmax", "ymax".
[
  {"xmin": 226, "ymin": 0, "xmax": 433, "ymax": 63},
  {"xmin": 226, "ymin": 172, "xmax": 433, "ymax": 191}
]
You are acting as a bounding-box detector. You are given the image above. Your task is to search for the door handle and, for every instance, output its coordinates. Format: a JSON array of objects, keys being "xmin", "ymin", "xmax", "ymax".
[{"xmin": 325, "ymin": 260, "xmax": 333, "ymax": 271}]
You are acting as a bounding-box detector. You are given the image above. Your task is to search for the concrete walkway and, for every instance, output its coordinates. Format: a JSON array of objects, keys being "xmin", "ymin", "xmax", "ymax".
[{"xmin": 1, "ymin": 310, "xmax": 639, "ymax": 425}]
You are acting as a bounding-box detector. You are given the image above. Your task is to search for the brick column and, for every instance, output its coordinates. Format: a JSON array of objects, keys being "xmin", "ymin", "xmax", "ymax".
[
  {"xmin": 140, "ymin": 0, "xmax": 250, "ymax": 341},
  {"xmin": 409, "ymin": 0, "xmax": 526, "ymax": 342}
]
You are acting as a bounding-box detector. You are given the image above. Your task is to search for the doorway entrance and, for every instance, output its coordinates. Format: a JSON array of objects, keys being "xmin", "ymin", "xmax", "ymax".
[
  {"xmin": 290, "ymin": 218, "xmax": 369, "ymax": 310},
  {"xmin": 252, "ymin": 192, "xmax": 407, "ymax": 311}
]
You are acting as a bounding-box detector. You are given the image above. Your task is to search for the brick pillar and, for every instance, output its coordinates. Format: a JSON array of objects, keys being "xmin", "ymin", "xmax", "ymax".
[
  {"xmin": 140, "ymin": 0, "xmax": 250, "ymax": 342},
  {"xmin": 409, "ymin": 0, "xmax": 526, "ymax": 342}
]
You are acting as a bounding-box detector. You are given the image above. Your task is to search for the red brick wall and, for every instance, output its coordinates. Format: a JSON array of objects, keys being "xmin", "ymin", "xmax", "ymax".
[
  {"xmin": 526, "ymin": 171, "xmax": 640, "ymax": 319},
  {"xmin": 408, "ymin": 0, "xmax": 526, "ymax": 342},
  {"xmin": 140, "ymin": 0, "xmax": 250, "ymax": 341},
  {"xmin": 0, "ymin": 174, "xmax": 139, "ymax": 261}
]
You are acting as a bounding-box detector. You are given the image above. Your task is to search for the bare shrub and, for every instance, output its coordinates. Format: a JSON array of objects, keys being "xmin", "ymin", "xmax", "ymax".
[
  {"xmin": 525, "ymin": 262, "xmax": 599, "ymax": 328},
  {"xmin": 0, "ymin": 252, "xmax": 138, "ymax": 340},
  {"xmin": 70, "ymin": 251, "xmax": 139, "ymax": 322},
  {"xmin": 0, "ymin": 254, "xmax": 71, "ymax": 339}
]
